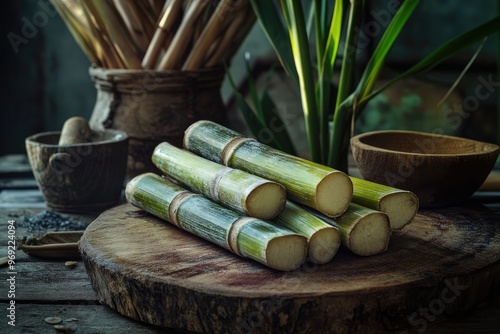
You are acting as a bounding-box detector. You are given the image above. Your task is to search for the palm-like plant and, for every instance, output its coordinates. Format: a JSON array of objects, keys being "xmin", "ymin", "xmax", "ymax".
[{"xmin": 236, "ymin": 0, "xmax": 500, "ymax": 172}]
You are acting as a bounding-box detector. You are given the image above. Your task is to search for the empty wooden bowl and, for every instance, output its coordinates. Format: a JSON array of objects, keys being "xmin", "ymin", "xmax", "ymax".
[
  {"xmin": 351, "ymin": 130, "xmax": 500, "ymax": 208},
  {"xmin": 25, "ymin": 129, "xmax": 128, "ymax": 213}
]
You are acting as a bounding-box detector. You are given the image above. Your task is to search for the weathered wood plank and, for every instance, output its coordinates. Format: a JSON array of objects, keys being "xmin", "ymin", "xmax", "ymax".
[
  {"xmin": 0, "ymin": 252, "xmax": 97, "ymax": 302},
  {"xmin": 0, "ymin": 303, "xmax": 170, "ymax": 334}
]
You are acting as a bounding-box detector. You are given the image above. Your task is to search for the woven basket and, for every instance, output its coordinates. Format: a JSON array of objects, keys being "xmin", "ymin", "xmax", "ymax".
[{"xmin": 89, "ymin": 66, "xmax": 227, "ymax": 179}]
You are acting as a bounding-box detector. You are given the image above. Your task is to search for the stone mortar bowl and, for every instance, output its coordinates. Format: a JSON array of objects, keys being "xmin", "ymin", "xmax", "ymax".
[
  {"xmin": 351, "ymin": 130, "xmax": 500, "ymax": 208},
  {"xmin": 26, "ymin": 129, "xmax": 128, "ymax": 213}
]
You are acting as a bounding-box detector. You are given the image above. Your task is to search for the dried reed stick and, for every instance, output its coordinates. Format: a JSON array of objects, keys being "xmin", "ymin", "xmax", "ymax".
[
  {"xmin": 192, "ymin": 2, "xmax": 215, "ymax": 42},
  {"xmin": 148, "ymin": 0, "xmax": 166, "ymax": 17},
  {"xmin": 50, "ymin": 0, "xmax": 99, "ymax": 65},
  {"xmin": 80, "ymin": 0, "xmax": 124, "ymax": 68},
  {"xmin": 113, "ymin": 0, "xmax": 155, "ymax": 56},
  {"xmin": 142, "ymin": 0, "xmax": 183, "ymax": 69},
  {"xmin": 212, "ymin": 7, "xmax": 256, "ymax": 66},
  {"xmin": 157, "ymin": 0, "xmax": 210, "ymax": 70},
  {"xmin": 84, "ymin": 0, "xmax": 142, "ymax": 69},
  {"xmin": 205, "ymin": 5, "xmax": 253, "ymax": 67},
  {"xmin": 182, "ymin": 0, "xmax": 238, "ymax": 70},
  {"xmin": 53, "ymin": 0, "xmax": 254, "ymax": 70}
]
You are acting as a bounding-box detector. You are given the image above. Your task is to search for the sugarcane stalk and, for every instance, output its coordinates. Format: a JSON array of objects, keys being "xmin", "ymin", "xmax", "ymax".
[
  {"xmin": 152, "ymin": 142, "xmax": 286, "ymax": 220},
  {"xmin": 142, "ymin": 0, "xmax": 183, "ymax": 69},
  {"xmin": 157, "ymin": 0, "xmax": 210, "ymax": 70},
  {"xmin": 350, "ymin": 177, "xmax": 419, "ymax": 230},
  {"xmin": 273, "ymin": 201, "xmax": 340, "ymax": 264},
  {"xmin": 184, "ymin": 120, "xmax": 353, "ymax": 218},
  {"xmin": 126, "ymin": 173, "xmax": 307, "ymax": 271},
  {"xmin": 311, "ymin": 203, "xmax": 392, "ymax": 257}
]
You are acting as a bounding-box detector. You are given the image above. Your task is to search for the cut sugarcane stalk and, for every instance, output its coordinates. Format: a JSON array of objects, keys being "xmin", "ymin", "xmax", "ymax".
[
  {"xmin": 152, "ymin": 142, "xmax": 286, "ymax": 220},
  {"xmin": 126, "ymin": 173, "xmax": 307, "ymax": 271},
  {"xmin": 274, "ymin": 201, "xmax": 340, "ymax": 264},
  {"xmin": 350, "ymin": 177, "xmax": 419, "ymax": 230},
  {"xmin": 311, "ymin": 203, "xmax": 392, "ymax": 256},
  {"xmin": 183, "ymin": 120, "xmax": 353, "ymax": 218}
]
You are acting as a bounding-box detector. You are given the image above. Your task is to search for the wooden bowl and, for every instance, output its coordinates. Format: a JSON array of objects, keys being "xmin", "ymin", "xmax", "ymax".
[
  {"xmin": 25, "ymin": 130, "xmax": 128, "ymax": 213},
  {"xmin": 351, "ymin": 130, "xmax": 500, "ymax": 208}
]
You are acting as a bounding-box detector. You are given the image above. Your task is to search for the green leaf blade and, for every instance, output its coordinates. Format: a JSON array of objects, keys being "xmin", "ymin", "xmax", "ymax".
[{"xmin": 355, "ymin": 0, "xmax": 421, "ymax": 103}]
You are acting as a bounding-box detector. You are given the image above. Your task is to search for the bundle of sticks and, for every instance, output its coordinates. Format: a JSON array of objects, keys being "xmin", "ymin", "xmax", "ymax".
[{"xmin": 50, "ymin": 0, "xmax": 256, "ymax": 70}]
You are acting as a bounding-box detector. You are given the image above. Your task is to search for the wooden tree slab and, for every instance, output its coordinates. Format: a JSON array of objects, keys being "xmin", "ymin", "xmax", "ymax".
[{"xmin": 79, "ymin": 203, "xmax": 500, "ymax": 333}]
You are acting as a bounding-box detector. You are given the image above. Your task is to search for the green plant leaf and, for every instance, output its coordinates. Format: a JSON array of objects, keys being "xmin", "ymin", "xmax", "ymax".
[
  {"xmin": 359, "ymin": 16, "xmax": 500, "ymax": 111},
  {"xmin": 282, "ymin": 0, "xmax": 320, "ymax": 162},
  {"xmin": 322, "ymin": 0, "xmax": 343, "ymax": 77},
  {"xmin": 244, "ymin": 52, "xmax": 263, "ymax": 120},
  {"xmin": 259, "ymin": 90, "xmax": 297, "ymax": 155},
  {"xmin": 248, "ymin": 0, "xmax": 298, "ymax": 82},
  {"xmin": 355, "ymin": 0, "xmax": 420, "ymax": 103},
  {"xmin": 314, "ymin": 0, "xmax": 328, "ymax": 72},
  {"xmin": 227, "ymin": 63, "xmax": 296, "ymax": 154},
  {"xmin": 226, "ymin": 68, "xmax": 265, "ymax": 138}
]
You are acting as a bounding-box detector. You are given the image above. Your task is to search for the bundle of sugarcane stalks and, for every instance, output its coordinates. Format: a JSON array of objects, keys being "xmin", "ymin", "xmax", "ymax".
[
  {"xmin": 50, "ymin": 0, "xmax": 255, "ymax": 70},
  {"xmin": 125, "ymin": 121, "xmax": 420, "ymax": 272}
]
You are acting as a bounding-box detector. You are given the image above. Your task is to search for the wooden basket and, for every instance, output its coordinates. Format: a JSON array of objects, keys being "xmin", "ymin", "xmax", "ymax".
[{"xmin": 88, "ymin": 66, "xmax": 227, "ymax": 179}]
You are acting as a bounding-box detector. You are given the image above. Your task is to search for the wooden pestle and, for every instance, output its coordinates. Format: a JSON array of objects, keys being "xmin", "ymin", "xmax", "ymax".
[{"xmin": 58, "ymin": 117, "xmax": 92, "ymax": 146}]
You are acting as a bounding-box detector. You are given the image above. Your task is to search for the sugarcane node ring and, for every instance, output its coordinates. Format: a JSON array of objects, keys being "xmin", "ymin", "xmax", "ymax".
[
  {"xmin": 220, "ymin": 137, "xmax": 256, "ymax": 166},
  {"xmin": 168, "ymin": 191, "xmax": 198, "ymax": 228},
  {"xmin": 227, "ymin": 216, "xmax": 258, "ymax": 256}
]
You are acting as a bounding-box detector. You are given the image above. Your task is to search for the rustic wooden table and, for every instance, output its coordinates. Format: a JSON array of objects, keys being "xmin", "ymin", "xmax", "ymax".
[{"xmin": 0, "ymin": 154, "xmax": 498, "ymax": 333}]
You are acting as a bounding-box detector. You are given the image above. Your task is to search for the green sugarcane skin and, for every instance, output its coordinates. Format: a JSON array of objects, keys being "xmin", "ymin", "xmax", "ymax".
[
  {"xmin": 184, "ymin": 120, "xmax": 243, "ymax": 163},
  {"xmin": 184, "ymin": 121, "xmax": 417, "ymax": 223},
  {"xmin": 274, "ymin": 201, "xmax": 340, "ymax": 263},
  {"xmin": 153, "ymin": 142, "xmax": 285, "ymax": 218},
  {"xmin": 228, "ymin": 140, "xmax": 333, "ymax": 207},
  {"xmin": 184, "ymin": 121, "xmax": 352, "ymax": 216},
  {"xmin": 274, "ymin": 201, "xmax": 334, "ymax": 239},
  {"xmin": 126, "ymin": 173, "xmax": 187, "ymax": 221},
  {"xmin": 153, "ymin": 142, "xmax": 222, "ymax": 198},
  {"xmin": 350, "ymin": 177, "xmax": 400, "ymax": 209},
  {"xmin": 126, "ymin": 173, "xmax": 305, "ymax": 270},
  {"xmin": 309, "ymin": 203, "xmax": 382, "ymax": 244},
  {"xmin": 350, "ymin": 176, "xmax": 418, "ymax": 230}
]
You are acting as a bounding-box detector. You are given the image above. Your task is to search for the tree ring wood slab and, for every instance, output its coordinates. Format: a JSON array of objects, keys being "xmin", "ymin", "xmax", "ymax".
[{"xmin": 79, "ymin": 203, "xmax": 500, "ymax": 333}]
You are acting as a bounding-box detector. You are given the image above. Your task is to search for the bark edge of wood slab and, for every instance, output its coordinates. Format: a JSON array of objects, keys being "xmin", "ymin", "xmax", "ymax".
[{"xmin": 79, "ymin": 203, "xmax": 500, "ymax": 333}]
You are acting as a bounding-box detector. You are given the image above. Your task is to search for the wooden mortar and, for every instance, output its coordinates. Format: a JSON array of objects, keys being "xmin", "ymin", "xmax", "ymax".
[{"xmin": 25, "ymin": 129, "xmax": 129, "ymax": 213}]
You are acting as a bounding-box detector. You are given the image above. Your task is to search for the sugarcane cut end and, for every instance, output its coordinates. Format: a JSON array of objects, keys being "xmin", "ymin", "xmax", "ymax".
[
  {"xmin": 245, "ymin": 182, "xmax": 287, "ymax": 220},
  {"xmin": 348, "ymin": 212, "xmax": 391, "ymax": 256},
  {"xmin": 315, "ymin": 171, "xmax": 353, "ymax": 217},
  {"xmin": 308, "ymin": 227, "xmax": 341, "ymax": 264},
  {"xmin": 380, "ymin": 191, "xmax": 419, "ymax": 230},
  {"xmin": 266, "ymin": 234, "xmax": 308, "ymax": 271}
]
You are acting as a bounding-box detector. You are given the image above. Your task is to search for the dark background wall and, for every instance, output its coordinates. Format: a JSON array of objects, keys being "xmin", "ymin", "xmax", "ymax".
[
  {"xmin": 1, "ymin": 0, "xmax": 498, "ymax": 156},
  {"xmin": 1, "ymin": 0, "xmax": 95, "ymax": 155}
]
